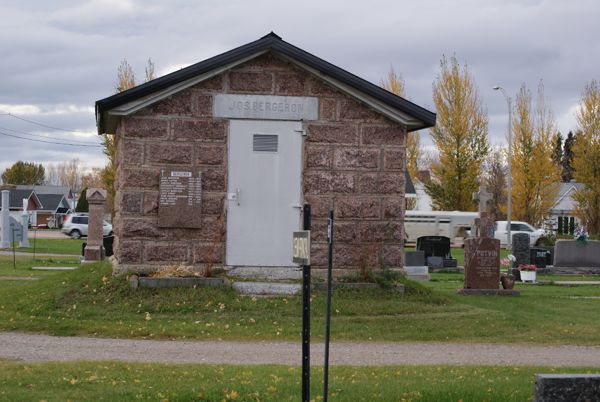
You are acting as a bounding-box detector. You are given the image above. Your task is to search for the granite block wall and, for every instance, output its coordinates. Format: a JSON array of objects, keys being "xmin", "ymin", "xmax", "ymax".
[{"xmin": 113, "ymin": 52, "xmax": 406, "ymax": 274}]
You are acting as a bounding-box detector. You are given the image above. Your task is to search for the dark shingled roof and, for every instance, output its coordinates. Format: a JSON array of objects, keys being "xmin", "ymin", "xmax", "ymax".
[
  {"xmin": 36, "ymin": 193, "xmax": 69, "ymax": 212},
  {"xmin": 96, "ymin": 32, "xmax": 435, "ymax": 134},
  {"xmin": 7, "ymin": 189, "xmax": 36, "ymax": 209}
]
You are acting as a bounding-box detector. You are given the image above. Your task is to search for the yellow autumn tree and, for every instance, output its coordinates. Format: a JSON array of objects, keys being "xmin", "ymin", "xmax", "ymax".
[
  {"xmin": 425, "ymin": 55, "xmax": 489, "ymax": 211},
  {"xmin": 572, "ymin": 80, "xmax": 600, "ymax": 235},
  {"xmin": 511, "ymin": 81, "xmax": 560, "ymax": 226},
  {"xmin": 381, "ymin": 66, "xmax": 422, "ymax": 210}
]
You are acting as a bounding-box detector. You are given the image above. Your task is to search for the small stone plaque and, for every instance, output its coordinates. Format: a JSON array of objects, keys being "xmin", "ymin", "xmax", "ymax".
[
  {"xmin": 158, "ymin": 167, "xmax": 202, "ymax": 228},
  {"xmin": 463, "ymin": 237, "xmax": 501, "ymax": 289}
]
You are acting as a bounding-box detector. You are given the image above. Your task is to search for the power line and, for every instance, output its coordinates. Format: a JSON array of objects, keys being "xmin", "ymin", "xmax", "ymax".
[
  {"xmin": 0, "ymin": 125, "xmax": 101, "ymax": 145},
  {"xmin": 0, "ymin": 112, "xmax": 91, "ymax": 134},
  {"xmin": 0, "ymin": 130, "xmax": 102, "ymax": 147}
]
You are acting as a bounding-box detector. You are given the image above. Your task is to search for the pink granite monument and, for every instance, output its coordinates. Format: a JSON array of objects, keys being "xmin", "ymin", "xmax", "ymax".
[{"xmin": 83, "ymin": 188, "xmax": 107, "ymax": 262}]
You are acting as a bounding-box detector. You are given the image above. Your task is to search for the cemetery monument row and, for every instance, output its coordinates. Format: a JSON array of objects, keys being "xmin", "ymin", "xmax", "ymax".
[{"xmin": 95, "ymin": 33, "xmax": 435, "ymax": 275}]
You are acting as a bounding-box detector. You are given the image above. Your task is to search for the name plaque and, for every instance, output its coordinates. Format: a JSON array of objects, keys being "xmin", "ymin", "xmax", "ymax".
[
  {"xmin": 158, "ymin": 167, "xmax": 202, "ymax": 228},
  {"xmin": 213, "ymin": 94, "xmax": 318, "ymax": 120}
]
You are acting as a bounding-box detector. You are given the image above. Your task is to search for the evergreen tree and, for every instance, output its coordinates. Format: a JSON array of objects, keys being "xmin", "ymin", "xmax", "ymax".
[
  {"xmin": 75, "ymin": 188, "xmax": 89, "ymax": 212},
  {"xmin": 561, "ymin": 131, "xmax": 575, "ymax": 182},
  {"xmin": 552, "ymin": 131, "xmax": 563, "ymax": 168}
]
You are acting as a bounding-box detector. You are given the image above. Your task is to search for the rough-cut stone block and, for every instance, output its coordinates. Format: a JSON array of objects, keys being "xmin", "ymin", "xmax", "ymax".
[
  {"xmin": 152, "ymin": 90, "xmax": 193, "ymax": 116},
  {"xmin": 192, "ymin": 242, "xmax": 224, "ymax": 264},
  {"xmin": 144, "ymin": 242, "xmax": 188, "ymax": 263},
  {"xmin": 193, "ymin": 76, "xmax": 224, "ymax": 91},
  {"xmin": 124, "ymin": 118, "xmax": 168, "ymax": 139},
  {"xmin": 201, "ymin": 193, "xmax": 225, "ymax": 215},
  {"xmin": 202, "ymin": 169, "xmax": 226, "ymax": 191},
  {"xmin": 305, "ymin": 145, "xmax": 332, "ymax": 168},
  {"xmin": 362, "ymin": 125, "xmax": 405, "ymax": 146},
  {"xmin": 310, "ymin": 243, "xmax": 329, "ymax": 266},
  {"xmin": 172, "ymin": 120, "xmax": 226, "ymax": 141},
  {"xmin": 335, "ymin": 198, "xmax": 380, "ymax": 219},
  {"xmin": 147, "ymin": 143, "xmax": 192, "ymax": 165},
  {"xmin": 304, "ymin": 172, "xmax": 355, "ymax": 194},
  {"xmin": 340, "ymin": 98, "xmax": 382, "ymax": 121},
  {"xmin": 122, "ymin": 141, "xmax": 144, "ymax": 165},
  {"xmin": 229, "ymin": 71, "xmax": 273, "ymax": 93},
  {"xmin": 309, "ymin": 77, "xmax": 339, "ymax": 96},
  {"xmin": 383, "ymin": 197, "xmax": 404, "ymax": 218},
  {"xmin": 310, "ymin": 221, "xmax": 329, "ymax": 243},
  {"xmin": 359, "ymin": 173, "xmax": 404, "ymax": 194},
  {"xmin": 120, "ymin": 218, "xmax": 162, "ymax": 238},
  {"xmin": 382, "ymin": 245, "xmax": 404, "ymax": 267},
  {"xmin": 275, "ymin": 72, "xmax": 307, "ymax": 95},
  {"xmin": 360, "ymin": 222, "xmax": 403, "ymax": 242},
  {"xmin": 196, "ymin": 144, "xmax": 225, "ymax": 165},
  {"xmin": 307, "ymin": 124, "xmax": 358, "ymax": 144},
  {"xmin": 333, "ymin": 244, "xmax": 364, "ymax": 267},
  {"xmin": 233, "ymin": 282, "xmax": 301, "ymax": 296},
  {"xmin": 117, "ymin": 240, "xmax": 142, "ymax": 263},
  {"xmin": 334, "ymin": 222, "xmax": 358, "ymax": 243},
  {"xmin": 120, "ymin": 192, "xmax": 142, "ymax": 215},
  {"xmin": 303, "ymin": 196, "xmax": 332, "ymax": 218},
  {"xmin": 195, "ymin": 95, "xmax": 212, "ymax": 116},
  {"xmin": 334, "ymin": 148, "xmax": 379, "ymax": 170},
  {"xmin": 320, "ymin": 98, "xmax": 337, "ymax": 121},
  {"xmin": 142, "ymin": 191, "xmax": 159, "ymax": 215},
  {"xmin": 384, "ymin": 150, "xmax": 404, "ymax": 170},
  {"xmin": 198, "ymin": 216, "xmax": 224, "ymax": 241},
  {"xmin": 237, "ymin": 53, "xmax": 290, "ymax": 70},
  {"xmin": 122, "ymin": 169, "xmax": 160, "ymax": 189}
]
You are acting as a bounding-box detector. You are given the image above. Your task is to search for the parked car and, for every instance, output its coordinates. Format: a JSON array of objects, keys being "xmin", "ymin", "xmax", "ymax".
[
  {"xmin": 494, "ymin": 221, "xmax": 544, "ymax": 247},
  {"xmin": 61, "ymin": 214, "xmax": 113, "ymax": 239}
]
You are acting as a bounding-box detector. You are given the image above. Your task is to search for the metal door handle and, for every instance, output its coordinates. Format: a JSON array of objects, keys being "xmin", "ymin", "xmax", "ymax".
[
  {"xmin": 292, "ymin": 204, "xmax": 303, "ymax": 209},
  {"xmin": 236, "ymin": 188, "xmax": 241, "ymax": 206}
]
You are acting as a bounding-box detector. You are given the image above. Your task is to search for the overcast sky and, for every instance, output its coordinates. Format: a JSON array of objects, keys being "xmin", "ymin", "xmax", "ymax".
[{"xmin": 1, "ymin": 0, "xmax": 598, "ymax": 175}]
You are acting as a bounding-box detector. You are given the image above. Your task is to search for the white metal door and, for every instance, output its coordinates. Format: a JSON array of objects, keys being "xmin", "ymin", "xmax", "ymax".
[{"xmin": 226, "ymin": 120, "xmax": 302, "ymax": 266}]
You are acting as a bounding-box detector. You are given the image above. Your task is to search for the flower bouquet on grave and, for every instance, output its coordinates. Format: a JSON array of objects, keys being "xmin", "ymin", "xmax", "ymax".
[
  {"xmin": 518, "ymin": 263, "xmax": 537, "ymax": 283},
  {"xmin": 500, "ymin": 255, "xmax": 517, "ymax": 289},
  {"xmin": 574, "ymin": 226, "xmax": 588, "ymax": 245}
]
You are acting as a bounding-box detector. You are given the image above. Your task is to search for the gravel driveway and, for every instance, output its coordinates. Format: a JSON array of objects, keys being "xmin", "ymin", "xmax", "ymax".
[{"xmin": 2, "ymin": 332, "xmax": 600, "ymax": 366}]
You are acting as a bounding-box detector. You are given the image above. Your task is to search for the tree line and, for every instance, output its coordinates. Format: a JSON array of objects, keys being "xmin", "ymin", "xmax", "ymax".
[{"xmin": 381, "ymin": 58, "xmax": 600, "ymax": 235}]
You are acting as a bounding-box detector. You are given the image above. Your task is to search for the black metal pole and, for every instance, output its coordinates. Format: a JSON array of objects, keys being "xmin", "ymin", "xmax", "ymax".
[
  {"xmin": 323, "ymin": 209, "xmax": 334, "ymax": 402},
  {"xmin": 302, "ymin": 204, "xmax": 311, "ymax": 402}
]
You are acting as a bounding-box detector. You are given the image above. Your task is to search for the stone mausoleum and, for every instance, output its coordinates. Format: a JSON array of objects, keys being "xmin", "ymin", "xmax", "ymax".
[{"xmin": 95, "ymin": 33, "xmax": 435, "ymax": 275}]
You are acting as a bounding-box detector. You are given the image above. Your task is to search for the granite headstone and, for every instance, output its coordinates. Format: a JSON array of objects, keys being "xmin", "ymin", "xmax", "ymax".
[{"xmin": 512, "ymin": 233, "xmax": 530, "ymax": 266}]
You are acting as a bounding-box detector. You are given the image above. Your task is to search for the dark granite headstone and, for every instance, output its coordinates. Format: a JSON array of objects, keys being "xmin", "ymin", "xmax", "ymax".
[
  {"xmin": 158, "ymin": 167, "xmax": 202, "ymax": 228},
  {"xmin": 463, "ymin": 237, "xmax": 500, "ymax": 289},
  {"xmin": 427, "ymin": 256, "xmax": 444, "ymax": 269},
  {"xmin": 534, "ymin": 374, "xmax": 600, "ymax": 402},
  {"xmin": 512, "ymin": 232, "xmax": 530, "ymax": 267},
  {"xmin": 405, "ymin": 251, "xmax": 425, "ymax": 266}
]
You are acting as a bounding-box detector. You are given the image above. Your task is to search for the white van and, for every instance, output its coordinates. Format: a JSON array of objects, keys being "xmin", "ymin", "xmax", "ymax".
[{"xmin": 404, "ymin": 211, "xmax": 478, "ymax": 245}]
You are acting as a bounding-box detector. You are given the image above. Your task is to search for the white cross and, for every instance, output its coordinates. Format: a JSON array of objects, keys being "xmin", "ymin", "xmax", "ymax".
[{"xmin": 472, "ymin": 185, "xmax": 492, "ymax": 214}]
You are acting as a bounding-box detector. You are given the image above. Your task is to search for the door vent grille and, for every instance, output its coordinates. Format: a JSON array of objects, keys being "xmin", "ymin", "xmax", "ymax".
[{"xmin": 253, "ymin": 134, "xmax": 278, "ymax": 152}]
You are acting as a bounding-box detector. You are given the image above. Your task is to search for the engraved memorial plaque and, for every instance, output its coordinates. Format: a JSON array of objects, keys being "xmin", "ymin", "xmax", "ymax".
[
  {"xmin": 463, "ymin": 237, "xmax": 501, "ymax": 289},
  {"xmin": 158, "ymin": 167, "xmax": 202, "ymax": 228}
]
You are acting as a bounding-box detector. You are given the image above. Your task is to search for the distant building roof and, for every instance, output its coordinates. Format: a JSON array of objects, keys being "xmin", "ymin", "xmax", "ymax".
[
  {"xmin": 405, "ymin": 172, "xmax": 416, "ymax": 197},
  {"xmin": 549, "ymin": 181, "xmax": 585, "ymax": 215},
  {"xmin": 6, "ymin": 189, "xmax": 42, "ymax": 210},
  {"xmin": 36, "ymin": 193, "xmax": 70, "ymax": 213},
  {"xmin": 16, "ymin": 185, "xmax": 72, "ymax": 198}
]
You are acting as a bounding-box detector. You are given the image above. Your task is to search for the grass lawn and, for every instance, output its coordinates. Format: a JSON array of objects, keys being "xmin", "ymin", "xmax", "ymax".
[
  {"xmin": 0, "ymin": 255, "xmax": 81, "ymax": 278},
  {"xmin": 0, "ymin": 238, "xmax": 85, "ymax": 255},
  {"xmin": 1, "ymin": 261, "xmax": 600, "ymax": 345},
  {"xmin": 1, "ymin": 361, "xmax": 597, "ymax": 401}
]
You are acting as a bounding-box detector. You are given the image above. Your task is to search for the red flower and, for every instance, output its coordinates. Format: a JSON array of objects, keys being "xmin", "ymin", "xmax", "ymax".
[{"xmin": 518, "ymin": 264, "xmax": 537, "ymax": 272}]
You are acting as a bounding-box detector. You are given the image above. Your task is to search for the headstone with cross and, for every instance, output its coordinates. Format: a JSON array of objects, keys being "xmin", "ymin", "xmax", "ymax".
[{"xmin": 472, "ymin": 185, "xmax": 495, "ymax": 238}]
